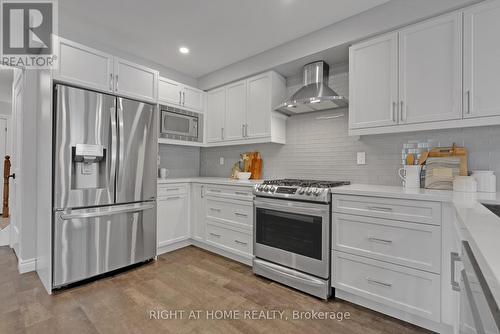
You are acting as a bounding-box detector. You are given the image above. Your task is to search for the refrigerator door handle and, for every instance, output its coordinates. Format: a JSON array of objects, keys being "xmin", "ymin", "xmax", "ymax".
[
  {"xmin": 116, "ymin": 100, "xmax": 125, "ymax": 193},
  {"xmin": 59, "ymin": 202, "xmax": 155, "ymax": 220},
  {"xmin": 110, "ymin": 106, "xmax": 117, "ymax": 196}
]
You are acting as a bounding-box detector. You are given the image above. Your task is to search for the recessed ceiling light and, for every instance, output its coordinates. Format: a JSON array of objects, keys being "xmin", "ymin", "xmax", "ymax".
[{"xmin": 179, "ymin": 47, "xmax": 190, "ymax": 54}]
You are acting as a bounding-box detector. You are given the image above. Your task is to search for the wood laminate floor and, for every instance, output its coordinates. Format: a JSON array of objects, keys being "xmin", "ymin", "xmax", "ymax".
[{"xmin": 0, "ymin": 246, "xmax": 431, "ymax": 333}]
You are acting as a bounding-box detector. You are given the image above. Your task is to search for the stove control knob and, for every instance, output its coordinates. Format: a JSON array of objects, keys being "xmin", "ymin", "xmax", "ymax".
[
  {"xmin": 313, "ymin": 189, "xmax": 322, "ymax": 196},
  {"xmin": 263, "ymin": 185, "xmax": 270, "ymax": 192},
  {"xmin": 306, "ymin": 188, "xmax": 313, "ymax": 195},
  {"xmin": 258, "ymin": 185, "xmax": 264, "ymax": 191},
  {"xmin": 297, "ymin": 187, "xmax": 305, "ymax": 194},
  {"xmin": 270, "ymin": 186, "xmax": 277, "ymax": 193}
]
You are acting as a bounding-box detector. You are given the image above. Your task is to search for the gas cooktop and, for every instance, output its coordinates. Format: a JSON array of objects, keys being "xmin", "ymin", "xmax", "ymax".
[{"xmin": 253, "ymin": 179, "xmax": 350, "ymax": 203}]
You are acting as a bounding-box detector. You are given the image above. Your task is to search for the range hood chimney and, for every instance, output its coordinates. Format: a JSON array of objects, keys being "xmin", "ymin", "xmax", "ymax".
[{"xmin": 275, "ymin": 61, "xmax": 348, "ymax": 115}]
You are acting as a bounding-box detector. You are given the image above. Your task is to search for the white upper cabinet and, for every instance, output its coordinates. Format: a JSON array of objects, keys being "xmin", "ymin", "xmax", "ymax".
[
  {"xmin": 399, "ymin": 13, "xmax": 462, "ymax": 124},
  {"xmin": 246, "ymin": 73, "xmax": 272, "ymax": 139},
  {"xmin": 206, "ymin": 87, "xmax": 226, "ymax": 143},
  {"xmin": 183, "ymin": 86, "xmax": 205, "ymax": 111},
  {"xmin": 113, "ymin": 57, "xmax": 158, "ymax": 103},
  {"xmin": 158, "ymin": 77, "xmax": 183, "ymax": 105},
  {"xmin": 224, "ymin": 80, "xmax": 247, "ymax": 141},
  {"xmin": 464, "ymin": 0, "xmax": 500, "ymax": 118},
  {"xmin": 349, "ymin": 33, "xmax": 399, "ymax": 129},
  {"xmin": 54, "ymin": 37, "xmax": 114, "ymax": 93},
  {"xmin": 158, "ymin": 77, "xmax": 205, "ymax": 113},
  {"xmin": 206, "ymin": 71, "xmax": 287, "ymax": 146},
  {"xmin": 54, "ymin": 37, "xmax": 158, "ymax": 103}
]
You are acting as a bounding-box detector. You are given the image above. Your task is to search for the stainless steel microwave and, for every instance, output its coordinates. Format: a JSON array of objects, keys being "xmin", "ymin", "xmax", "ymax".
[{"xmin": 160, "ymin": 105, "xmax": 202, "ymax": 142}]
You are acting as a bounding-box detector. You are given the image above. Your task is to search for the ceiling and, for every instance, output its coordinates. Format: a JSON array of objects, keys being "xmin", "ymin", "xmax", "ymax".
[{"xmin": 59, "ymin": 0, "xmax": 390, "ymax": 78}]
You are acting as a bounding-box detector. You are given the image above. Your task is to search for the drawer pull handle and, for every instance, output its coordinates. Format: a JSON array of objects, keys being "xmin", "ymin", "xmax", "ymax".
[
  {"xmin": 366, "ymin": 277, "xmax": 392, "ymax": 288},
  {"xmin": 234, "ymin": 213, "xmax": 248, "ymax": 217},
  {"xmin": 209, "ymin": 232, "xmax": 221, "ymax": 238},
  {"xmin": 210, "ymin": 189, "xmax": 222, "ymax": 193},
  {"xmin": 368, "ymin": 206, "xmax": 393, "ymax": 212},
  {"xmin": 234, "ymin": 240, "xmax": 248, "ymax": 245},
  {"xmin": 166, "ymin": 188, "xmax": 180, "ymax": 191},
  {"xmin": 165, "ymin": 196, "xmax": 181, "ymax": 200},
  {"xmin": 209, "ymin": 208, "xmax": 221, "ymax": 212},
  {"xmin": 367, "ymin": 237, "xmax": 393, "ymax": 245},
  {"xmin": 235, "ymin": 191, "xmax": 249, "ymax": 196}
]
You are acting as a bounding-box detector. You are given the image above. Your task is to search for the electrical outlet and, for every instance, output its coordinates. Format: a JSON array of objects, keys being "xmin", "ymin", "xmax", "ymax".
[
  {"xmin": 357, "ymin": 152, "xmax": 366, "ymax": 165},
  {"xmin": 219, "ymin": 157, "xmax": 224, "ymax": 165}
]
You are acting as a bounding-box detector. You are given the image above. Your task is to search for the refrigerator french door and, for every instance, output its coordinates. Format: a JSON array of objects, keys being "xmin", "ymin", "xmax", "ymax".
[{"xmin": 53, "ymin": 84, "xmax": 157, "ymax": 288}]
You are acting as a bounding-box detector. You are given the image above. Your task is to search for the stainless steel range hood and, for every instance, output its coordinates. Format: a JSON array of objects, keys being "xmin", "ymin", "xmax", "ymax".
[{"xmin": 275, "ymin": 61, "xmax": 348, "ymax": 115}]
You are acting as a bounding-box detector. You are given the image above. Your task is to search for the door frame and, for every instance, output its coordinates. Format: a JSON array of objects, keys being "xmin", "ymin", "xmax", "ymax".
[{"xmin": 8, "ymin": 66, "xmax": 24, "ymax": 251}]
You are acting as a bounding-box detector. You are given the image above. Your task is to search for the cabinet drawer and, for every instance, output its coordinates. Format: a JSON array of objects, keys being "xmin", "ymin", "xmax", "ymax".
[
  {"xmin": 206, "ymin": 199, "xmax": 253, "ymax": 227},
  {"xmin": 158, "ymin": 184, "xmax": 188, "ymax": 197},
  {"xmin": 206, "ymin": 223, "xmax": 252, "ymax": 255},
  {"xmin": 332, "ymin": 195, "xmax": 441, "ymax": 225},
  {"xmin": 333, "ymin": 213, "xmax": 441, "ymax": 273},
  {"xmin": 332, "ymin": 251, "xmax": 440, "ymax": 322},
  {"xmin": 205, "ymin": 185, "xmax": 253, "ymax": 201}
]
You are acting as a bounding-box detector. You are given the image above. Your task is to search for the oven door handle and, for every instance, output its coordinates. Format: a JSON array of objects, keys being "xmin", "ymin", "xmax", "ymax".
[{"xmin": 254, "ymin": 199, "xmax": 329, "ymax": 215}]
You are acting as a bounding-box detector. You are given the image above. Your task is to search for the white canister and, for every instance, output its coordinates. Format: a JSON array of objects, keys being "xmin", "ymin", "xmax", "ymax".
[
  {"xmin": 159, "ymin": 168, "xmax": 170, "ymax": 179},
  {"xmin": 398, "ymin": 165, "xmax": 421, "ymax": 188},
  {"xmin": 453, "ymin": 176, "xmax": 477, "ymax": 192},
  {"xmin": 472, "ymin": 170, "xmax": 496, "ymax": 193}
]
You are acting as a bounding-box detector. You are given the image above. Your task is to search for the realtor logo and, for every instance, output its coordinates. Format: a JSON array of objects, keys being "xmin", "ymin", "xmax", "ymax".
[{"xmin": 1, "ymin": 0, "xmax": 57, "ymax": 68}]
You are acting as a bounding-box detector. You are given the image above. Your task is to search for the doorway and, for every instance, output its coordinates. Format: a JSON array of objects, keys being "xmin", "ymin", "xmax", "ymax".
[{"xmin": 0, "ymin": 66, "xmax": 15, "ymax": 246}]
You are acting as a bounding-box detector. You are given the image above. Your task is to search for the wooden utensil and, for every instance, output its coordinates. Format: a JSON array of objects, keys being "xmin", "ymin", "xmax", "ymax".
[
  {"xmin": 418, "ymin": 151, "xmax": 429, "ymax": 165},
  {"xmin": 406, "ymin": 153, "xmax": 415, "ymax": 165}
]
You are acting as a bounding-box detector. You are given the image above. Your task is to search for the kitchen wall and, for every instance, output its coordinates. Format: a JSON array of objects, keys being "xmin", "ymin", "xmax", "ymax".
[
  {"xmin": 200, "ymin": 64, "xmax": 500, "ymax": 189},
  {"xmin": 159, "ymin": 145, "xmax": 200, "ymax": 178}
]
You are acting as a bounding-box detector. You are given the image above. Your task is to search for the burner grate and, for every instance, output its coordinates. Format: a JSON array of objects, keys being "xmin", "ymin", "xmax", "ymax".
[{"xmin": 262, "ymin": 179, "xmax": 350, "ymax": 188}]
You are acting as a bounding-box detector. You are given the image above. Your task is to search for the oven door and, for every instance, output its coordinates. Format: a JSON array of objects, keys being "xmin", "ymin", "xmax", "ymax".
[
  {"xmin": 254, "ymin": 197, "xmax": 330, "ymax": 279},
  {"xmin": 161, "ymin": 110, "xmax": 198, "ymax": 138}
]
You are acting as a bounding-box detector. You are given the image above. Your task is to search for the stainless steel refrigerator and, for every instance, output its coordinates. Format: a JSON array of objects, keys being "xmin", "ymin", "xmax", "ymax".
[{"xmin": 52, "ymin": 84, "xmax": 157, "ymax": 288}]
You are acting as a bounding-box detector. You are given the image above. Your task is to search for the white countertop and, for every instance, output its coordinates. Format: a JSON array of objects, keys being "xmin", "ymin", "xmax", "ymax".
[
  {"xmin": 333, "ymin": 183, "xmax": 500, "ymax": 306},
  {"xmin": 157, "ymin": 177, "xmax": 261, "ymax": 187}
]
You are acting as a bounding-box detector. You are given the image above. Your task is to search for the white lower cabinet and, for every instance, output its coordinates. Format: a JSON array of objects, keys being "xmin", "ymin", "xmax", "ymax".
[
  {"xmin": 190, "ymin": 183, "xmax": 206, "ymax": 242},
  {"xmin": 157, "ymin": 182, "xmax": 254, "ymax": 264},
  {"xmin": 332, "ymin": 194, "xmax": 444, "ymax": 330},
  {"xmin": 333, "ymin": 251, "xmax": 441, "ymax": 322},
  {"xmin": 157, "ymin": 184, "xmax": 190, "ymax": 254}
]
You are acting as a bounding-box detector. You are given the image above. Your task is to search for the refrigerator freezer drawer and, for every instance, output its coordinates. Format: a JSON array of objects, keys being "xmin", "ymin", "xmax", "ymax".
[{"xmin": 53, "ymin": 202, "xmax": 156, "ymax": 287}]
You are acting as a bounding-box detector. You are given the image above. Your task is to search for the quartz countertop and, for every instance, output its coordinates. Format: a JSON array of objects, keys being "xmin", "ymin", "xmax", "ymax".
[
  {"xmin": 332, "ymin": 183, "xmax": 500, "ymax": 306},
  {"xmin": 157, "ymin": 177, "xmax": 261, "ymax": 187}
]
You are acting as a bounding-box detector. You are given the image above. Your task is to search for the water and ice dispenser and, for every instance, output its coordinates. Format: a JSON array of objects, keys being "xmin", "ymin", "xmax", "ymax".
[{"xmin": 71, "ymin": 144, "xmax": 106, "ymax": 189}]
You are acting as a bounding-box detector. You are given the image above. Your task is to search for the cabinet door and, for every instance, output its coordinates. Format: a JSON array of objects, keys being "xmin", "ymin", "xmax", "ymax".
[
  {"xmin": 206, "ymin": 87, "xmax": 226, "ymax": 143},
  {"xmin": 246, "ymin": 73, "xmax": 271, "ymax": 138},
  {"xmin": 225, "ymin": 80, "xmax": 247, "ymax": 141},
  {"xmin": 113, "ymin": 57, "xmax": 158, "ymax": 102},
  {"xmin": 464, "ymin": 1, "xmax": 500, "ymax": 118},
  {"xmin": 55, "ymin": 37, "xmax": 113, "ymax": 92},
  {"xmin": 183, "ymin": 86, "xmax": 205, "ymax": 112},
  {"xmin": 349, "ymin": 33, "xmax": 399, "ymax": 129},
  {"xmin": 190, "ymin": 184, "xmax": 206, "ymax": 241},
  {"xmin": 157, "ymin": 194, "xmax": 189, "ymax": 247},
  {"xmin": 399, "ymin": 13, "xmax": 462, "ymax": 124},
  {"xmin": 158, "ymin": 77, "xmax": 182, "ymax": 106}
]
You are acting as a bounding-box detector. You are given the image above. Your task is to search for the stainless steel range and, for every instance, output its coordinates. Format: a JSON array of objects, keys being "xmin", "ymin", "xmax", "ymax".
[{"xmin": 252, "ymin": 179, "xmax": 350, "ymax": 299}]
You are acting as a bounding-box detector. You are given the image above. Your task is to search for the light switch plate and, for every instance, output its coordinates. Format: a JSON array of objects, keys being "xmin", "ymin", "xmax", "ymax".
[
  {"xmin": 219, "ymin": 157, "xmax": 224, "ymax": 165},
  {"xmin": 357, "ymin": 152, "xmax": 366, "ymax": 165}
]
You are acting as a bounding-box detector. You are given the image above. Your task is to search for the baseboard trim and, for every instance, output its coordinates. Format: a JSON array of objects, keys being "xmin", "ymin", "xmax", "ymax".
[
  {"xmin": 18, "ymin": 257, "xmax": 36, "ymax": 274},
  {"xmin": 0, "ymin": 225, "xmax": 9, "ymax": 246},
  {"xmin": 335, "ymin": 289, "xmax": 452, "ymax": 334},
  {"xmin": 191, "ymin": 239, "xmax": 253, "ymax": 266},
  {"xmin": 157, "ymin": 238, "xmax": 191, "ymax": 255}
]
